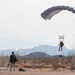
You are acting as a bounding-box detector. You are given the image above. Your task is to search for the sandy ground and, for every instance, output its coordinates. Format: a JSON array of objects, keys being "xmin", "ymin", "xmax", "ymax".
[
  {"xmin": 0, "ymin": 68, "xmax": 75, "ymax": 75},
  {"xmin": 0, "ymin": 70, "xmax": 75, "ymax": 75}
]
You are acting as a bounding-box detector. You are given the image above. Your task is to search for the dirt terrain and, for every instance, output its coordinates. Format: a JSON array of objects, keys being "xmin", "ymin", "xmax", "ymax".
[{"xmin": 0, "ymin": 68, "xmax": 75, "ymax": 75}]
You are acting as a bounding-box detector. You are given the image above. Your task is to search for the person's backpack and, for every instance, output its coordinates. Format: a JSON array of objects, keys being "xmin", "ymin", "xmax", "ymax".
[{"xmin": 10, "ymin": 55, "xmax": 18, "ymax": 63}]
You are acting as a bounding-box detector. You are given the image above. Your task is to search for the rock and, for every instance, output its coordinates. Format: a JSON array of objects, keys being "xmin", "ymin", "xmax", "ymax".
[{"xmin": 18, "ymin": 67, "xmax": 26, "ymax": 72}]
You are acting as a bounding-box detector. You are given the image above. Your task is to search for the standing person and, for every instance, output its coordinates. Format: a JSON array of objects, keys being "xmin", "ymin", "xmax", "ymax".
[{"xmin": 9, "ymin": 52, "xmax": 18, "ymax": 71}]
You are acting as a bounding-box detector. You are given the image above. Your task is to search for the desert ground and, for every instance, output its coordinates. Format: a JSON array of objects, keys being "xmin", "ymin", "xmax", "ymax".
[
  {"xmin": 0, "ymin": 55, "xmax": 75, "ymax": 75},
  {"xmin": 0, "ymin": 69, "xmax": 75, "ymax": 75}
]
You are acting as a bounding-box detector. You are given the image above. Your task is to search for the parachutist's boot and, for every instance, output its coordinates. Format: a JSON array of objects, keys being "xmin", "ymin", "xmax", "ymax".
[
  {"xmin": 61, "ymin": 47, "xmax": 62, "ymax": 51},
  {"xmin": 58, "ymin": 47, "xmax": 60, "ymax": 51},
  {"xmin": 58, "ymin": 49, "xmax": 60, "ymax": 51}
]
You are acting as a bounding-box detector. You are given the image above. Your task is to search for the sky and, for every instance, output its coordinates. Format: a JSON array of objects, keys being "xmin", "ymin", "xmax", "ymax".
[{"xmin": 0, "ymin": 0, "xmax": 75, "ymax": 50}]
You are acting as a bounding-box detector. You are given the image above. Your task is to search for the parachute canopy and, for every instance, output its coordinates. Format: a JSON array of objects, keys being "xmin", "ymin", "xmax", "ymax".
[{"xmin": 41, "ymin": 6, "xmax": 75, "ymax": 20}]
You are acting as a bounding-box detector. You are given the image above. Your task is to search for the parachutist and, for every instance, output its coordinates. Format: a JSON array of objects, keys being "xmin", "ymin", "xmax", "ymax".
[{"xmin": 58, "ymin": 41, "xmax": 64, "ymax": 51}]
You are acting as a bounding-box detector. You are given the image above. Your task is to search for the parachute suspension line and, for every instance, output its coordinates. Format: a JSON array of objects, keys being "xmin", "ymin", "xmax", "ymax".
[
  {"xmin": 64, "ymin": 28, "xmax": 74, "ymax": 52},
  {"xmin": 72, "ymin": 34, "xmax": 75, "ymax": 44},
  {"xmin": 71, "ymin": 34, "xmax": 75, "ymax": 51},
  {"xmin": 64, "ymin": 16, "xmax": 75, "ymax": 51},
  {"xmin": 63, "ymin": 24, "xmax": 75, "ymax": 57}
]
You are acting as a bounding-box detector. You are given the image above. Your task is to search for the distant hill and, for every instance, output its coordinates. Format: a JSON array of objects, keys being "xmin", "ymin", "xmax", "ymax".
[
  {"xmin": 0, "ymin": 45, "xmax": 73, "ymax": 56},
  {"xmin": 26, "ymin": 52, "xmax": 50, "ymax": 57}
]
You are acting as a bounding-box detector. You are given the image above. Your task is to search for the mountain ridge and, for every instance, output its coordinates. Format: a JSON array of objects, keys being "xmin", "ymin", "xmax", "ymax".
[{"xmin": 0, "ymin": 45, "xmax": 73, "ymax": 56}]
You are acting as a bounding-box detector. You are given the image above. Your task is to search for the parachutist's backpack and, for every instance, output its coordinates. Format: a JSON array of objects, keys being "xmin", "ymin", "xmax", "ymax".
[{"xmin": 10, "ymin": 55, "xmax": 18, "ymax": 63}]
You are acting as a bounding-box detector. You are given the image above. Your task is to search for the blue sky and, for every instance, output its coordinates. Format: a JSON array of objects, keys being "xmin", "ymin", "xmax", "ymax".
[{"xmin": 0, "ymin": 0, "xmax": 75, "ymax": 50}]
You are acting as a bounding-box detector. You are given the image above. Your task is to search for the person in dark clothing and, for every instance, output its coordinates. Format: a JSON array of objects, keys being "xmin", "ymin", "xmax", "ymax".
[
  {"xmin": 58, "ymin": 41, "xmax": 64, "ymax": 51},
  {"xmin": 9, "ymin": 52, "xmax": 18, "ymax": 71}
]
